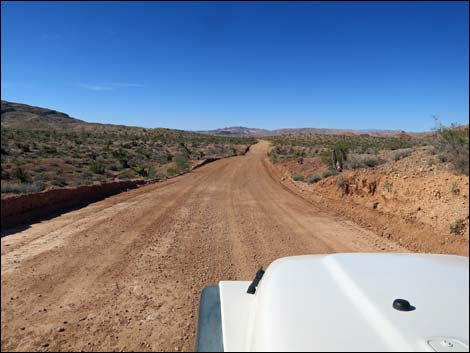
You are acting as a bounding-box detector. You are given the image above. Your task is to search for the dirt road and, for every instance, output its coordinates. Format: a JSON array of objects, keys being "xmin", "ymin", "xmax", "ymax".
[{"xmin": 1, "ymin": 141, "xmax": 405, "ymax": 352}]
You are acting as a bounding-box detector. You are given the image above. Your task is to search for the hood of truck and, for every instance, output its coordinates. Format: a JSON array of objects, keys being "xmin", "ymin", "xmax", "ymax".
[{"xmin": 219, "ymin": 253, "xmax": 469, "ymax": 352}]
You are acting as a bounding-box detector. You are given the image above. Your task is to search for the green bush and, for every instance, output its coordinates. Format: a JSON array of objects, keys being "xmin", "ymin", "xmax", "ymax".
[
  {"xmin": 154, "ymin": 172, "xmax": 167, "ymax": 181},
  {"xmin": 175, "ymin": 154, "xmax": 189, "ymax": 172},
  {"xmin": 306, "ymin": 174, "xmax": 322, "ymax": 184},
  {"xmin": 391, "ymin": 148, "xmax": 413, "ymax": 161},
  {"xmin": 52, "ymin": 176, "xmax": 67, "ymax": 187},
  {"xmin": 90, "ymin": 161, "xmax": 106, "ymax": 174},
  {"xmin": 346, "ymin": 154, "xmax": 384, "ymax": 169},
  {"xmin": 433, "ymin": 122, "xmax": 469, "ymax": 175},
  {"xmin": 268, "ymin": 151, "xmax": 278, "ymax": 163},
  {"xmin": 134, "ymin": 166, "xmax": 149, "ymax": 177},
  {"xmin": 450, "ymin": 219, "xmax": 466, "ymax": 235},
  {"xmin": 292, "ymin": 174, "xmax": 305, "ymax": 182},
  {"xmin": 14, "ymin": 167, "xmax": 29, "ymax": 182},
  {"xmin": 383, "ymin": 181, "xmax": 393, "ymax": 192}
]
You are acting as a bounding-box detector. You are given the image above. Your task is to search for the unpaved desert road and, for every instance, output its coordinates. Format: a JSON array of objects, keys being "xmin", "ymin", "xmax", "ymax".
[{"xmin": 1, "ymin": 141, "xmax": 405, "ymax": 352}]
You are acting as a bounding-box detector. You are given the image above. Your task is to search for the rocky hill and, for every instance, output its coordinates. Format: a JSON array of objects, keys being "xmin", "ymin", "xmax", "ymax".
[{"xmin": 1, "ymin": 100, "xmax": 84, "ymax": 129}]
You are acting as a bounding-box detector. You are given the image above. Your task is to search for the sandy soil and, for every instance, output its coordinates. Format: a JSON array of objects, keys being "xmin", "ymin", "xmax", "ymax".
[{"xmin": 2, "ymin": 141, "xmax": 408, "ymax": 352}]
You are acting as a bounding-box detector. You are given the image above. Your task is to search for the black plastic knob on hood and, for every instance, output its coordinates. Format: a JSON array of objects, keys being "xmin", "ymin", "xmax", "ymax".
[{"xmin": 393, "ymin": 298, "xmax": 413, "ymax": 311}]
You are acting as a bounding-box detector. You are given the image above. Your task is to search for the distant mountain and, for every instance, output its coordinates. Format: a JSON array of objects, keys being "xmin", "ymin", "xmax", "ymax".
[
  {"xmin": 1, "ymin": 100, "xmax": 84, "ymax": 129},
  {"xmin": 195, "ymin": 126, "xmax": 273, "ymax": 137},
  {"xmin": 196, "ymin": 126, "xmax": 419, "ymax": 137}
]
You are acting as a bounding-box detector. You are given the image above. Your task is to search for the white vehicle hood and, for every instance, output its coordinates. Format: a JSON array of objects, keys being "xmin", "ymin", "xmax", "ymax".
[{"xmin": 219, "ymin": 253, "xmax": 469, "ymax": 352}]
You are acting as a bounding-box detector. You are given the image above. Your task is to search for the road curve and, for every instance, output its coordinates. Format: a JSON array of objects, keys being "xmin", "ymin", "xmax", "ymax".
[{"xmin": 1, "ymin": 141, "xmax": 404, "ymax": 352}]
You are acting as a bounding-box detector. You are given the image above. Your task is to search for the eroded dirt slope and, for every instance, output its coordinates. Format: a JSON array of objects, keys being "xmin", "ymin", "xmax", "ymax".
[
  {"xmin": 3, "ymin": 141, "xmax": 408, "ymax": 352},
  {"xmin": 272, "ymin": 147, "xmax": 469, "ymax": 255}
]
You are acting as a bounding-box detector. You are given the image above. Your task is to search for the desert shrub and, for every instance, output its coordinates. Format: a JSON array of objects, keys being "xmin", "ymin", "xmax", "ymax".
[
  {"xmin": 391, "ymin": 148, "xmax": 413, "ymax": 161},
  {"xmin": 167, "ymin": 167, "xmax": 177, "ymax": 176},
  {"xmin": 33, "ymin": 166, "xmax": 48, "ymax": 173},
  {"xmin": 346, "ymin": 154, "xmax": 384, "ymax": 169},
  {"xmin": 154, "ymin": 172, "xmax": 166, "ymax": 181},
  {"xmin": 292, "ymin": 174, "xmax": 305, "ymax": 182},
  {"xmin": 20, "ymin": 144, "xmax": 30, "ymax": 153},
  {"xmin": 41, "ymin": 146, "xmax": 58, "ymax": 155},
  {"xmin": 33, "ymin": 173, "xmax": 49, "ymax": 181},
  {"xmin": 268, "ymin": 151, "xmax": 278, "ymax": 163},
  {"xmin": 1, "ymin": 181, "xmax": 45, "ymax": 194},
  {"xmin": 433, "ymin": 122, "xmax": 469, "ymax": 175},
  {"xmin": 14, "ymin": 167, "xmax": 29, "ymax": 182},
  {"xmin": 52, "ymin": 176, "xmax": 67, "ymax": 187},
  {"xmin": 322, "ymin": 169, "xmax": 339, "ymax": 178},
  {"xmin": 383, "ymin": 181, "xmax": 393, "ymax": 192},
  {"xmin": 90, "ymin": 160, "xmax": 106, "ymax": 174},
  {"xmin": 82, "ymin": 177, "xmax": 93, "ymax": 185},
  {"xmin": 134, "ymin": 166, "xmax": 149, "ymax": 177},
  {"xmin": 175, "ymin": 154, "xmax": 189, "ymax": 172},
  {"xmin": 450, "ymin": 219, "xmax": 466, "ymax": 235},
  {"xmin": 306, "ymin": 174, "xmax": 322, "ymax": 184},
  {"xmin": 117, "ymin": 173, "xmax": 130, "ymax": 180}
]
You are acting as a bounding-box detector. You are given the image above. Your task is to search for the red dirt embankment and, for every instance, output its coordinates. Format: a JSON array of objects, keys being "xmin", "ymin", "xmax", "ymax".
[
  {"xmin": 270, "ymin": 148, "xmax": 469, "ymax": 256},
  {"xmin": 1, "ymin": 180, "xmax": 147, "ymax": 231}
]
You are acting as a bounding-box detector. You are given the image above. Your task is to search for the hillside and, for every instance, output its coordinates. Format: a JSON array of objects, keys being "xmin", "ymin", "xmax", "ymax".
[
  {"xmin": 1, "ymin": 101, "xmax": 255, "ymax": 196},
  {"xmin": 1, "ymin": 101, "xmax": 84, "ymax": 129}
]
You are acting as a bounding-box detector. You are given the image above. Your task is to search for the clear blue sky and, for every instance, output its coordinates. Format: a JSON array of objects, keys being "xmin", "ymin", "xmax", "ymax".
[{"xmin": 1, "ymin": 1, "xmax": 468, "ymax": 131}]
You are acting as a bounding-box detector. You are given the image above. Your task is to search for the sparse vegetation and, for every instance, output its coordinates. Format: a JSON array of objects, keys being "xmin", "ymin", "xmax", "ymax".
[
  {"xmin": 175, "ymin": 154, "xmax": 190, "ymax": 173},
  {"xmin": 433, "ymin": 121, "xmax": 469, "ymax": 176},
  {"xmin": 450, "ymin": 219, "xmax": 466, "ymax": 235},
  {"xmin": 1, "ymin": 102, "xmax": 255, "ymax": 195},
  {"xmin": 267, "ymin": 131, "xmax": 429, "ymax": 173},
  {"xmin": 306, "ymin": 174, "xmax": 322, "ymax": 184},
  {"xmin": 391, "ymin": 148, "xmax": 413, "ymax": 161},
  {"xmin": 292, "ymin": 174, "xmax": 305, "ymax": 182},
  {"xmin": 383, "ymin": 181, "xmax": 393, "ymax": 192},
  {"xmin": 346, "ymin": 154, "xmax": 384, "ymax": 169},
  {"xmin": 268, "ymin": 151, "xmax": 278, "ymax": 163},
  {"xmin": 1, "ymin": 181, "xmax": 45, "ymax": 194},
  {"xmin": 14, "ymin": 167, "xmax": 29, "ymax": 183}
]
